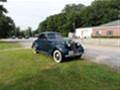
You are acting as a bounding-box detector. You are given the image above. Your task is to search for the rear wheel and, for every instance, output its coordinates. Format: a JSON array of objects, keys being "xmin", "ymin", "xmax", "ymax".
[
  {"xmin": 32, "ymin": 43, "xmax": 39, "ymax": 54},
  {"xmin": 53, "ymin": 50, "xmax": 63, "ymax": 63},
  {"xmin": 32, "ymin": 47, "xmax": 39, "ymax": 54}
]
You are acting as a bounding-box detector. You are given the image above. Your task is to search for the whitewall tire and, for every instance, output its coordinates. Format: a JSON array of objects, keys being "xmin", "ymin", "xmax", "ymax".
[{"xmin": 53, "ymin": 50, "xmax": 63, "ymax": 63}]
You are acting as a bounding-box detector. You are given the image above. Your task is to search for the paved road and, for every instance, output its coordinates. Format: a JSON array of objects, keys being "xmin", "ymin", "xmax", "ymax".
[
  {"xmin": 74, "ymin": 39, "xmax": 120, "ymax": 71},
  {"xmin": 1, "ymin": 38, "xmax": 37, "ymax": 48},
  {"xmin": 1, "ymin": 38, "xmax": 120, "ymax": 71},
  {"xmin": 77, "ymin": 38, "xmax": 120, "ymax": 47},
  {"xmin": 83, "ymin": 44, "xmax": 120, "ymax": 71}
]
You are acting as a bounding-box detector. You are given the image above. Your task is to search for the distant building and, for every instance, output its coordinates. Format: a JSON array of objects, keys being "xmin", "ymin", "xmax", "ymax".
[
  {"xmin": 68, "ymin": 32, "xmax": 75, "ymax": 38},
  {"xmin": 75, "ymin": 27, "xmax": 92, "ymax": 38},
  {"xmin": 92, "ymin": 20, "xmax": 120, "ymax": 37},
  {"xmin": 75, "ymin": 20, "xmax": 120, "ymax": 38}
]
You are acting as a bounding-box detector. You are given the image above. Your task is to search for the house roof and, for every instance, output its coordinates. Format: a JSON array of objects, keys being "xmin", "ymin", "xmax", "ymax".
[
  {"xmin": 76, "ymin": 20, "xmax": 120, "ymax": 30},
  {"xmin": 100, "ymin": 20, "xmax": 120, "ymax": 26}
]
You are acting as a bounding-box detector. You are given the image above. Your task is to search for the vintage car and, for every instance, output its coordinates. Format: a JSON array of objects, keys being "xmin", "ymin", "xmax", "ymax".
[{"xmin": 32, "ymin": 32, "xmax": 84, "ymax": 63}]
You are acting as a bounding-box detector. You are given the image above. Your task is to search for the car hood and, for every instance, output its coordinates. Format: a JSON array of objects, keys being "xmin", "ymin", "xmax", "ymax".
[{"xmin": 48, "ymin": 38, "xmax": 74, "ymax": 45}]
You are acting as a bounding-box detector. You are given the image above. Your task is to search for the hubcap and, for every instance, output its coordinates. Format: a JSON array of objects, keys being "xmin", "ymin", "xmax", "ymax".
[
  {"xmin": 53, "ymin": 50, "xmax": 62, "ymax": 63},
  {"xmin": 55, "ymin": 52, "xmax": 60, "ymax": 60}
]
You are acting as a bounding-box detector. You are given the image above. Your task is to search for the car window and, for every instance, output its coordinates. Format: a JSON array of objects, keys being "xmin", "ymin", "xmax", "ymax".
[
  {"xmin": 38, "ymin": 34, "xmax": 47, "ymax": 40},
  {"xmin": 47, "ymin": 33, "xmax": 62, "ymax": 39}
]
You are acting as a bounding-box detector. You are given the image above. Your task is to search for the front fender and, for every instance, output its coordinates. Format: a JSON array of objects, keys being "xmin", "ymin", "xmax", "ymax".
[{"xmin": 54, "ymin": 44, "xmax": 68, "ymax": 54}]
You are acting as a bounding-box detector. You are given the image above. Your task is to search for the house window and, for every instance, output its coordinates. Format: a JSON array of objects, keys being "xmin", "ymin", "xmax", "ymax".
[
  {"xmin": 107, "ymin": 31, "xmax": 113, "ymax": 36},
  {"xmin": 96, "ymin": 31, "xmax": 101, "ymax": 36}
]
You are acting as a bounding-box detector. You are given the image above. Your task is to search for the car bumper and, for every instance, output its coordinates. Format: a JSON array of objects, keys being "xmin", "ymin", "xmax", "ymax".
[{"xmin": 65, "ymin": 52, "xmax": 83, "ymax": 58}]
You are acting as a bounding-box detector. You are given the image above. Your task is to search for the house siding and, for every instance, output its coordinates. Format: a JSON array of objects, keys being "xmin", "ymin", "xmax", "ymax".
[{"xmin": 92, "ymin": 26, "xmax": 120, "ymax": 37}]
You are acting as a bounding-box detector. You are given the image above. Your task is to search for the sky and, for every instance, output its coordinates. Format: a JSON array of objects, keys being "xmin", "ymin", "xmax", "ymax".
[{"xmin": 1, "ymin": 0, "xmax": 94, "ymax": 30}]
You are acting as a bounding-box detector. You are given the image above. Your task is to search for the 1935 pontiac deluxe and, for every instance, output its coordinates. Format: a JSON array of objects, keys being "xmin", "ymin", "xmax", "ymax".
[{"xmin": 32, "ymin": 32, "xmax": 84, "ymax": 63}]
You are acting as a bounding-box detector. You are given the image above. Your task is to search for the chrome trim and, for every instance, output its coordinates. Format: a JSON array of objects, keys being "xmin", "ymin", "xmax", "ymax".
[{"xmin": 65, "ymin": 52, "xmax": 82, "ymax": 58}]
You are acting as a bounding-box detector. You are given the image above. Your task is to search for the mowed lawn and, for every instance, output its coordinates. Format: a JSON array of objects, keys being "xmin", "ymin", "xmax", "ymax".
[
  {"xmin": 0, "ymin": 41, "xmax": 21, "ymax": 50},
  {"xmin": 0, "ymin": 43, "xmax": 120, "ymax": 90}
]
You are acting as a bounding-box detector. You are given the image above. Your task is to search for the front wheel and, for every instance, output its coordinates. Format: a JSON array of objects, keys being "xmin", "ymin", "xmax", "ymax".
[{"xmin": 53, "ymin": 50, "xmax": 63, "ymax": 63}]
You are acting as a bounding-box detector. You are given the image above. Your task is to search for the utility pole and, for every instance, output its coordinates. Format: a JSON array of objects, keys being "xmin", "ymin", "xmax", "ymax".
[
  {"xmin": 72, "ymin": 22, "xmax": 76, "ymax": 38},
  {"xmin": 72, "ymin": 22, "xmax": 75, "ymax": 33}
]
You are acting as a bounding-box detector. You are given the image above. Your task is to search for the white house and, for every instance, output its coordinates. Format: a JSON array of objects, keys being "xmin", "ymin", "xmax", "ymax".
[
  {"xmin": 68, "ymin": 32, "xmax": 74, "ymax": 38},
  {"xmin": 75, "ymin": 27, "xmax": 93, "ymax": 38}
]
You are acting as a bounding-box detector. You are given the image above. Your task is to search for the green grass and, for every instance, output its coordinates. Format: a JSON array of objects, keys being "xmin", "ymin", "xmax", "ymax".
[
  {"xmin": 0, "ymin": 49, "xmax": 120, "ymax": 90},
  {"xmin": 0, "ymin": 41, "xmax": 21, "ymax": 50}
]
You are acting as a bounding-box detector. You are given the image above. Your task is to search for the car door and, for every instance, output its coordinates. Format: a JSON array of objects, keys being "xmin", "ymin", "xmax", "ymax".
[
  {"xmin": 43, "ymin": 39, "xmax": 52, "ymax": 53},
  {"xmin": 38, "ymin": 34, "xmax": 47, "ymax": 51}
]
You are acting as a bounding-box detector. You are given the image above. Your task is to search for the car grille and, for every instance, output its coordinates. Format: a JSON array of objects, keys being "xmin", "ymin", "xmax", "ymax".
[{"xmin": 70, "ymin": 43, "xmax": 78, "ymax": 53}]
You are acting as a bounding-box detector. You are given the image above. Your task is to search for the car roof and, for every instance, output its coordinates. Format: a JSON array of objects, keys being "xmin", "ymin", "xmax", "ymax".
[{"xmin": 40, "ymin": 31, "xmax": 58, "ymax": 35}]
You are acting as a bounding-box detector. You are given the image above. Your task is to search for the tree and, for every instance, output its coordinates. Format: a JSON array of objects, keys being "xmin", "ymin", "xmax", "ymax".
[
  {"xmin": 24, "ymin": 27, "xmax": 32, "ymax": 37},
  {"xmin": 0, "ymin": 5, "xmax": 8, "ymax": 15},
  {"xmin": 0, "ymin": 15, "xmax": 15, "ymax": 38},
  {"xmin": 0, "ymin": 0, "xmax": 7, "ymax": 2},
  {"xmin": 0, "ymin": 0, "xmax": 15, "ymax": 38},
  {"xmin": 88, "ymin": 0, "xmax": 120, "ymax": 26},
  {"xmin": 37, "ymin": 4, "xmax": 85, "ymax": 36}
]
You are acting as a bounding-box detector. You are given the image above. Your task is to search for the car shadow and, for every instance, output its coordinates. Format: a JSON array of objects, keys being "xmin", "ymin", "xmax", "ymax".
[{"xmin": 62, "ymin": 57, "xmax": 84, "ymax": 63}]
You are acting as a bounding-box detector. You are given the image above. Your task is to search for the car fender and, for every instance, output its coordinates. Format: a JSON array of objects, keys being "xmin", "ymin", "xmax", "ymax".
[
  {"xmin": 32, "ymin": 40, "xmax": 37, "ymax": 48},
  {"xmin": 51, "ymin": 44, "xmax": 68, "ymax": 55}
]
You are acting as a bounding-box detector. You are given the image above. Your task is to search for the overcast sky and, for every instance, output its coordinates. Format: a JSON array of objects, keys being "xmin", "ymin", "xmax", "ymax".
[{"xmin": 1, "ymin": 0, "xmax": 94, "ymax": 30}]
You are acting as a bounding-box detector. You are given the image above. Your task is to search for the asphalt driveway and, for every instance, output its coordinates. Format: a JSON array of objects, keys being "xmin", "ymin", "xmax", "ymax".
[{"xmin": 83, "ymin": 44, "xmax": 120, "ymax": 71}]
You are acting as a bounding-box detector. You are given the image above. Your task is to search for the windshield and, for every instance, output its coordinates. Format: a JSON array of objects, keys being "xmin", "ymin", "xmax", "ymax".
[{"xmin": 47, "ymin": 33, "xmax": 63, "ymax": 39}]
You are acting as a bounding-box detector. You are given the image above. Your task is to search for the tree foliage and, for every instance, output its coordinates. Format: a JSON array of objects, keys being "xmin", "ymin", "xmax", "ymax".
[
  {"xmin": 24, "ymin": 27, "xmax": 33, "ymax": 37},
  {"xmin": 13, "ymin": 27, "xmax": 33, "ymax": 38},
  {"xmin": 0, "ymin": 0, "xmax": 15, "ymax": 38},
  {"xmin": 0, "ymin": 0, "xmax": 7, "ymax": 2},
  {"xmin": 37, "ymin": 0, "xmax": 120, "ymax": 36}
]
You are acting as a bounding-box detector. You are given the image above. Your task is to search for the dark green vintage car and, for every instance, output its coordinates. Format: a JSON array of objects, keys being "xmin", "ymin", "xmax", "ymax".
[{"xmin": 32, "ymin": 32, "xmax": 84, "ymax": 63}]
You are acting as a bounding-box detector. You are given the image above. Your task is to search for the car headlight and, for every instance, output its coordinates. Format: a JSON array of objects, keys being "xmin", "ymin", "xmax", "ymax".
[
  {"xmin": 66, "ymin": 41, "xmax": 71, "ymax": 47},
  {"xmin": 67, "ymin": 43, "xmax": 71, "ymax": 47},
  {"xmin": 77, "ymin": 42, "xmax": 81, "ymax": 46}
]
